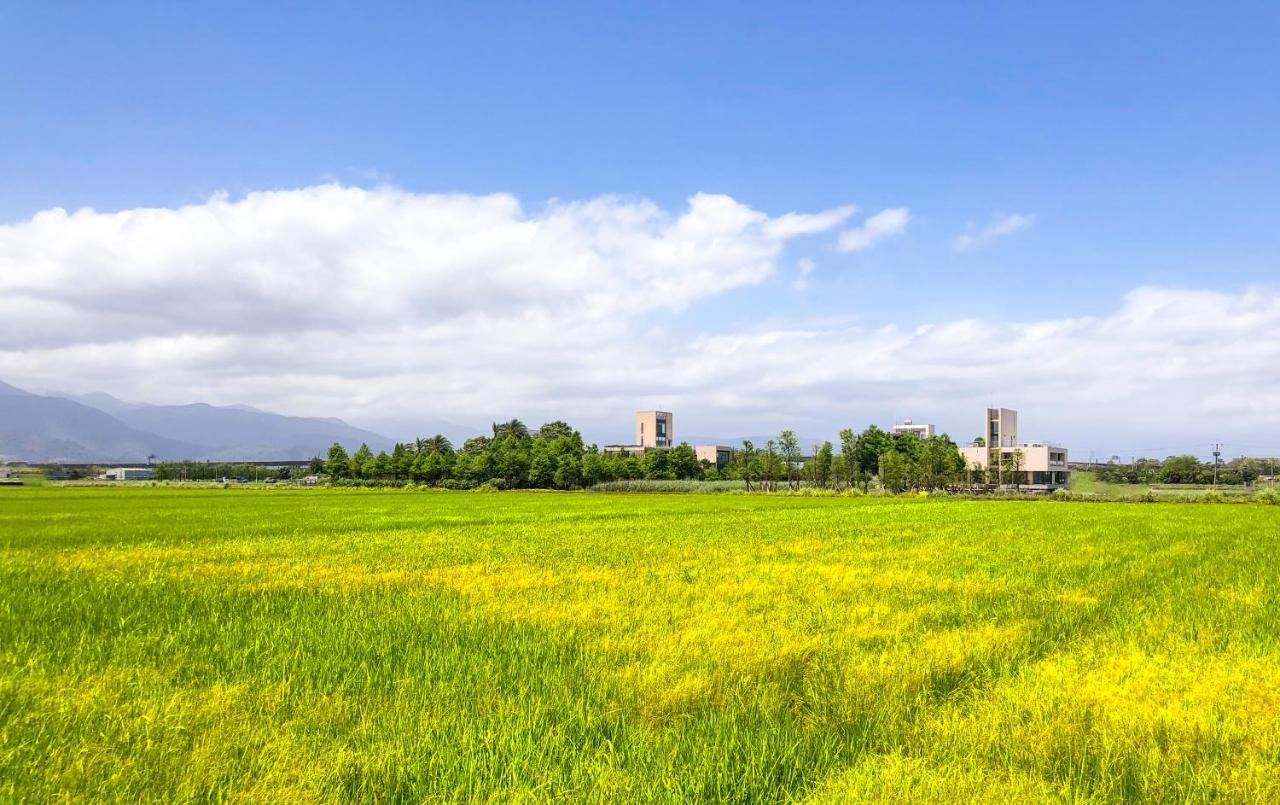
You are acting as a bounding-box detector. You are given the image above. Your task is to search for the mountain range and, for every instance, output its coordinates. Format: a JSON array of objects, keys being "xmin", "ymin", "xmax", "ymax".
[{"xmin": 0, "ymin": 379, "xmax": 396, "ymax": 463}]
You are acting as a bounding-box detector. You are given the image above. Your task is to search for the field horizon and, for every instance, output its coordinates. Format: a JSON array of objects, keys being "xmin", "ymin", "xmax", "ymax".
[{"xmin": 2, "ymin": 487, "xmax": 1278, "ymax": 801}]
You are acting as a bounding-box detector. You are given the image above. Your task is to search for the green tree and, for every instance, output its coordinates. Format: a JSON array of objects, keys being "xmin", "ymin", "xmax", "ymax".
[
  {"xmin": 326, "ymin": 442, "xmax": 350, "ymax": 479},
  {"xmin": 1160, "ymin": 454, "xmax": 1204, "ymax": 484},
  {"xmin": 668, "ymin": 442, "xmax": 701, "ymax": 480},
  {"xmin": 809, "ymin": 441, "xmax": 834, "ymax": 489},
  {"xmin": 529, "ymin": 452, "xmax": 556, "ymax": 487},
  {"xmin": 642, "ymin": 449, "xmax": 673, "ymax": 480},
  {"xmin": 838, "ymin": 428, "xmax": 859, "ymax": 491},
  {"xmin": 879, "ymin": 449, "xmax": 911, "ymax": 493},
  {"xmin": 492, "ymin": 419, "xmax": 530, "ymax": 440},
  {"xmin": 856, "ymin": 426, "xmax": 894, "ymax": 491},
  {"xmin": 537, "ymin": 421, "xmax": 576, "ymax": 441},
  {"xmin": 736, "ymin": 440, "xmax": 758, "ymax": 492},
  {"xmin": 777, "ymin": 431, "xmax": 802, "ymax": 490},
  {"xmin": 350, "ymin": 443, "xmax": 374, "ymax": 480},
  {"xmin": 553, "ymin": 454, "xmax": 582, "ymax": 488}
]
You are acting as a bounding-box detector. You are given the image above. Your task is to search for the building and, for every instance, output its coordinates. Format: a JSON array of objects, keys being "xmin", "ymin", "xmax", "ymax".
[
  {"xmin": 694, "ymin": 444, "xmax": 734, "ymax": 470},
  {"xmin": 892, "ymin": 419, "xmax": 935, "ymax": 438},
  {"xmin": 102, "ymin": 467, "xmax": 154, "ymax": 481},
  {"xmin": 635, "ymin": 410, "xmax": 673, "ymax": 448},
  {"xmin": 959, "ymin": 407, "xmax": 1069, "ymax": 490},
  {"xmin": 606, "ymin": 410, "xmax": 674, "ymax": 457}
]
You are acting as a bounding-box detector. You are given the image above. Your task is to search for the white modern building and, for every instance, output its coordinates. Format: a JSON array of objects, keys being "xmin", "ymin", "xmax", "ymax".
[
  {"xmin": 958, "ymin": 407, "xmax": 1069, "ymax": 490},
  {"xmin": 892, "ymin": 419, "xmax": 935, "ymax": 438},
  {"xmin": 102, "ymin": 467, "xmax": 154, "ymax": 481}
]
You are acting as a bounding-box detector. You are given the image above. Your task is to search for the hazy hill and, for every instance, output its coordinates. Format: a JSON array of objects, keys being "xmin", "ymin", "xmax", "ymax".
[
  {"xmin": 0, "ymin": 380, "xmax": 395, "ymax": 462},
  {"xmin": 0, "ymin": 384, "xmax": 199, "ymax": 462},
  {"xmin": 114, "ymin": 403, "xmax": 393, "ymax": 460}
]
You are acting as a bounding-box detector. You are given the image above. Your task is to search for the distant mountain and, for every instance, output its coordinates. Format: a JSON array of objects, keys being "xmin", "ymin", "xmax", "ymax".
[
  {"xmin": 114, "ymin": 403, "xmax": 393, "ymax": 460},
  {"xmin": 0, "ymin": 391, "xmax": 199, "ymax": 463},
  {"xmin": 45, "ymin": 390, "xmax": 147, "ymax": 415},
  {"xmin": 0, "ymin": 379, "xmax": 396, "ymax": 462}
]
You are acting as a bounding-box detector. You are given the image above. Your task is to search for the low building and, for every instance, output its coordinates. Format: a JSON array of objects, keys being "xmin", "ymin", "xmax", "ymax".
[
  {"xmin": 892, "ymin": 419, "xmax": 935, "ymax": 438},
  {"xmin": 694, "ymin": 444, "xmax": 734, "ymax": 470},
  {"xmin": 958, "ymin": 407, "xmax": 1069, "ymax": 489},
  {"xmin": 103, "ymin": 467, "xmax": 154, "ymax": 481}
]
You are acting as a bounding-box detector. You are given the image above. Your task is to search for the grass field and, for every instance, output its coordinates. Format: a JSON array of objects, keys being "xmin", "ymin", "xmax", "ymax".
[{"xmin": 2, "ymin": 488, "xmax": 1278, "ymax": 801}]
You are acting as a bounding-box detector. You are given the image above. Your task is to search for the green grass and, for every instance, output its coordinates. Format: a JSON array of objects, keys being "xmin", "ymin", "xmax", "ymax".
[{"xmin": 2, "ymin": 487, "xmax": 1278, "ymax": 802}]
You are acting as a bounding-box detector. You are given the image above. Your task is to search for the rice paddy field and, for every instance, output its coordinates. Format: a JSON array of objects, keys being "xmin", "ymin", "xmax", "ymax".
[{"xmin": 2, "ymin": 487, "xmax": 1278, "ymax": 802}]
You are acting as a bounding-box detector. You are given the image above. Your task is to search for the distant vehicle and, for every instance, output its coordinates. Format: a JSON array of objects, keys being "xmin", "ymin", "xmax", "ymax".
[
  {"xmin": 235, "ymin": 476, "xmax": 249, "ymax": 483},
  {"xmin": 264, "ymin": 477, "xmax": 277, "ymax": 484}
]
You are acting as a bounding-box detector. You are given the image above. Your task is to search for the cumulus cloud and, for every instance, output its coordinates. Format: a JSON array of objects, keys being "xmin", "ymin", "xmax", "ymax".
[
  {"xmin": 836, "ymin": 207, "xmax": 910, "ymax": 252},
  {"xmin": 953, "ymin": 212, "xmax": 1034, "ymax": 252},
  {"xmin": 1, "ymin": 186, "xmax": 1277, "ymax": 452},
  {"xmin": 0, "ymin": 185, "xmax": 851, "ymax": 350}
]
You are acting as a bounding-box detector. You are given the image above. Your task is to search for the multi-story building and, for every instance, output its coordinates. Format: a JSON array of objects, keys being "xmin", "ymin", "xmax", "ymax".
[
  {"xmin": 959, "ymin": 407, "xmax": 1069, "ymax": 489},
  {"xmin": 892, "ymin": 419, "xmax": 935, "ymax": 438},
  {"xmin": 604, "ymin": 410, "xmax": 734, "ymax": 469},
  {"xmin": 635, "ymin": 410, "xmax": 673, "ymax": 448}
]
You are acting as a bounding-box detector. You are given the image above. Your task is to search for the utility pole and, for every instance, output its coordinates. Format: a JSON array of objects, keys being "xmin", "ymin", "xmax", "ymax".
[{"xmin": 1212, "ymin": 443, "xmax": 1222, "ymax": 488}]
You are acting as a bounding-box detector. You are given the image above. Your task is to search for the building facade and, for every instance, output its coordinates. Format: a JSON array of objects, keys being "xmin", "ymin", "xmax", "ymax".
[
  {"xmin": 635, "ymin": 411, "xmax": 673, "ymax": 448},
  {"xmin": 958, "ymin": 407, "xmax": 1069, "ymax": 489},
  {"xmin": 694, "ymin": 444, "xmax": 734, "ymax": 470}
]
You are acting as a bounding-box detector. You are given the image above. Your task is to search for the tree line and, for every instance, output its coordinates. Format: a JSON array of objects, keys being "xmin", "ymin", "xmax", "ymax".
[
  {"xmin": 1092, "ymin": 455, "xmax": 1277, "ymax": 486},
  {"xmin": 313, "ymin": 420, "xmax": 971, "ymax": 491}
]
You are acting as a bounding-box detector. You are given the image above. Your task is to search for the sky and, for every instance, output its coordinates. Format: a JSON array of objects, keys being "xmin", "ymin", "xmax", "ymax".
[{"xmin": 1, "ymin": 2, "xmax": 1278, "ymax": 458}]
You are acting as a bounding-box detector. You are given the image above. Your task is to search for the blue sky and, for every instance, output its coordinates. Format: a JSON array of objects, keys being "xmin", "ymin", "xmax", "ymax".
[{"xmin": 2, "ymin": 3, "xmax": 1278, "ymax": 455}]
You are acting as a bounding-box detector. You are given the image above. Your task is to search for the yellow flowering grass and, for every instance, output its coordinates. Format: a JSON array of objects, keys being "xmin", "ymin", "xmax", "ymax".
[{"xmin": 1, "ymin": 487, "xmax": 1277, "ymax": 801}]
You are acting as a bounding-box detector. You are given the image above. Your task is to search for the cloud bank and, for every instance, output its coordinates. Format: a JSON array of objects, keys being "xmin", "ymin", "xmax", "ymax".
[{"xmin": 1, "ymin": 187, "xmax": 1276, "ymax": 452}]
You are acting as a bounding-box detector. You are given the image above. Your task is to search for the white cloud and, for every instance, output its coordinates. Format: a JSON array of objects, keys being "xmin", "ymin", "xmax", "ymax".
[
  {"xmin": 792, "ymin": 258, "xmax": 816, "ymax": 291},
  {"xmin": 1, "ymin": 186, "xmax": 1277, "ymax": 453},
  {"xmin": 0, "ymin": 185, "xmax": 851, "ymax": 350},
  {"xmin": 953, "ymin": 212, "xmax": 1034, "ymax": 252},
  {"xmin": 836, "ymin": 207, "xmax": 909, "ymax": 252}
]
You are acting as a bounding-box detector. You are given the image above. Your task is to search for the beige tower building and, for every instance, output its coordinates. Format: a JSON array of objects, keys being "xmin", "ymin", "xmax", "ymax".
[
  {"xmin": 959, "ymin": 407, "xmax": 1069, "ymax": 489},
  {"xmin": 635, "ymin": 410, "xmax": 673, "ymax": 448}
]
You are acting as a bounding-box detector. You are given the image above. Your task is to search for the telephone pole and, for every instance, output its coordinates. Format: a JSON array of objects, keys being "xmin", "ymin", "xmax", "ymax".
[{"xmin": 1212, "ymin": 443, "xmax": 1222, "ymax": 488}]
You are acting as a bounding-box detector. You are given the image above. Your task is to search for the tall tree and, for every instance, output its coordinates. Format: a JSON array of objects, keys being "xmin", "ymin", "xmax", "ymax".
[
  {"xmin": 668, "ymin": 442, "xmax": 701, "ymax": 480},
  {"xmin": 351, "ymin": 443, "xmax": 374, "ymax": 480},
  {"xmin": 325, "ymin": 442, "xmax": 350, "ymax": 479},
  {"xmin": 737, "ymin": 440, "xmax": 757, "ymax": 492},
  {"xmin": 778, "ymin": 431, "xmax": 802, "ymax": 490},
  {"xmin": 492, "ymin": 419, "xmax": 530, "ymax": 440}
]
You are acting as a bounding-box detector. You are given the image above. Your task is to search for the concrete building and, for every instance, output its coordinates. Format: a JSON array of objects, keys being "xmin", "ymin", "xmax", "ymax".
[
  {"xmin": 892, "ymin": 419, "xmax": 935, "ymax": 438},
  {"xmin": 102, "ymin": 467, "xmax": 154, "ymax": 481},
  {"xmin": 635, "ymin": 410, "xmax": 673, "ymax": 449},
  {"xmin": 959, "ymin": 407, "xmax": 1069, "ymax": 490},
  {"xmin": 694, "ymin": 444, "xmax": 734, "ymax": 470}
]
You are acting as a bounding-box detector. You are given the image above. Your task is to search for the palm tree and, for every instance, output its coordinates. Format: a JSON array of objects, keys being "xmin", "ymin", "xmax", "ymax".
[
  {"xmin": 425, "ymin": 434, "xmax": 453, "ymax": 454},
  {"xmin": 492, "ymin": 419, "xmax": 529, "ymax": 440}
]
